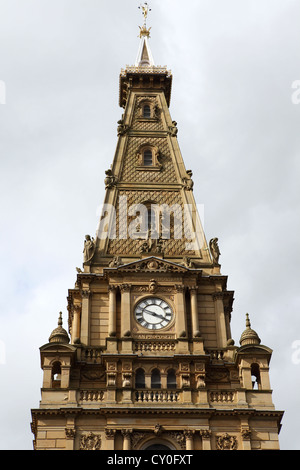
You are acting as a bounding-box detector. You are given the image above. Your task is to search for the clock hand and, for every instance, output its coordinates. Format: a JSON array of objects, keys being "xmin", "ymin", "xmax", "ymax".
[{"xmin": 142, "ymin": 308, "xmax": 166, "ymax": 321}]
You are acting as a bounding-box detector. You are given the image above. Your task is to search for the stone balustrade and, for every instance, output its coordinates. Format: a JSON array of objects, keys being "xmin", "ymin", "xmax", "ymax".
[
  {"xmin": 209, "ymin": 390, "xmax": 235, "ymax": 404},
  {"xmin": 79, "ymin": 390, "xmax": 105, "ymax": 402},
  {"xmin": 135, "ymin": 389, "xmax": 179, "ymax": 403},
  {"xmin": 134, "ymin": 341, "xmax": 176, "ymax": 353}
]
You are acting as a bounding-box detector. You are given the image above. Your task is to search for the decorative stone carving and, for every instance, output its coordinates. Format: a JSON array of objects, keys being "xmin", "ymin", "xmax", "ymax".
[
  {"xmin": 131, "ymin": 432, "xmax": 147, "ymax": 450},
  {"xmin": 80, "ymin": 432, "xmax": 101, "ymax": 450},
  {"xmin": 107, "ymin": 373, "xmax": 116, "ymax": 387},
  {"xmin": 168, "ymin": 121, "xmax": 178, "ymax": 136},
  {"xmin": 153, "ymin": 104, "xmax": 161, "ymax": 120},
  {"xmin": 182, "ymin": 170, "xmax": 194, "ymax": 190},
  {"xmin": 105, "ymin": 429, "xmax": 116, "ymax": 439},
  {"xmin": 149, "ymin": 279, "xmax": 157, "ymax": 293},
  {"xmin": 199, "ymin": 429, "xmax": 212, "ymax": 439},
  {"xmin": 83, "ymin": 235, "xmax": 95, "ymax": 263},
  {"xmin": 109, "ymin": 256, "xmax": 122, "ymax": 267},
  {"xmin": 122, "ymin": 372, "xmax": 132, "ymax": 388},
  {"xmin": 65, "ymin": 428, "xmax": 76, "ymax": 439},
  {"xmin": 209, "ymin": 237, "xmax": 221, "ymax": 265},
  {"xmin": 121, "ymin": 429, "xmax": 133, "ymax": 439},
  {"xmin": 117, "ymin": 118, "xmax": 129, "ymax": 136},
  {"xmin": 184, "ymin": 429, "xmax": 195, "ymax": 440},
  {"xmin": 154, "ymin": 424, "xmax": 163, "ymax": 436},
  {"xmin": 139, "ymin": 236, "xmax": 164, "ymax": 254},
  {"xmin": 183, "ymin": 256, "xmax": 195, "ymax": 268},
  {"xmin": 241, "ymin": 428, "xmax": 251, "ymax": 440},
  {"xmin": 216, "ymin": 433, "xmax": 238, "ymax": 451},
  {"xmin": 196, "ymin": 373, "xmax": 206, "ymax": 389},
  {"xmin": 120, "ymin": 283, "xmax": 131, "ymax": 292},
  {"xmin": 104, "ymin": 169, "xmax": 118, "ymax": 189},
  {"xmin": 168, "ymin": 431, "xmax": 185, "ymax": 450}
]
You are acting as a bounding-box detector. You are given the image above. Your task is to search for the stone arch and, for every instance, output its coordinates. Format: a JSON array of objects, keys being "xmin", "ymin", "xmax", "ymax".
[
  {"xmin": 251, "ymin": 362, "xmax": 261, "ymax": 390},
  {"xmin": 51, "ymin": 361, "xmax": 62, "ymax": 388},
  {"xmin": 139, "ymin": 436, "xmax": 178, "ymax": 450}
]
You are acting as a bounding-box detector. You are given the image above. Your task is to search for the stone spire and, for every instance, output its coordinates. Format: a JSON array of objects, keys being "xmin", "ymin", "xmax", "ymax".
[
  {"xmin": 239, "ymin": 313, "xmax": 261, "ymax": 346},
  {"xmin": 135, "ymin": 3, "xmax": 155, "ymax": 67}
]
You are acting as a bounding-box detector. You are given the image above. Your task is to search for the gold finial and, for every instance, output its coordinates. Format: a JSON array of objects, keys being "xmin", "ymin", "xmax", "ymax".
[{"xmin": 139, "ymin": 2, "xmax": 151, "ymax": 27}]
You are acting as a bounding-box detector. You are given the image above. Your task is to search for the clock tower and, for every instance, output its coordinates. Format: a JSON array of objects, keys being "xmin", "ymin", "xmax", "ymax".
[{"xmin": 31, "ymin": 5, "xmax": 283, "ymax": 451}]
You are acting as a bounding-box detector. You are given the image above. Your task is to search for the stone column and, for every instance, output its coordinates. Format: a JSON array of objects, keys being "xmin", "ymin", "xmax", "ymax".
[
  {"xmin": 241, "ymin": 427, "xmax": 252, "ymax": 450},
  {"xmin": 65, "ymin": 428, "xmax": 76, "ymax": 450},
  {"xmin": 120, "ymin": 284, "xmax": 132, "ymax": 353},
  {"xmin": 175, "ymin": 285, "xmax": 188, "ymax": 353},
  {"xmin": 200, "ymin": 429, "xmax": 212, "ymax": 450},
  {"xmin": 80, "ymin": 289, "xmax": 91, "ymax": 346},
  {"xmin": 190, "ymin": 286, "xmax": 200, "ymax": 337},
  {"xmin": 120, "ymin": 284, "xmax": 131, "ymax": 337},
  {"xmin": 122, "ymin": 429, "xmax": 133, "ymax": 450},
  {"xmin": 184, "ymin": 430, "xmax": 194, "ymax": 450},
  {"xmin": 108, "ymin": 286, "xmax": 117, "ymax": 337},
  {"xmin": 65, "ymin": 415, "xmax": 76, "ymax": 450},
  {"xmin": 212, "ymin": 292, "xmax": 227, "ymax": 348},
  {"xmin": 105, "ymin": 429, "xmax": 116, "ymax": 450},
  {"xmin": 72, "ymin": 305, "xmax": 81, "ymax": 344}
]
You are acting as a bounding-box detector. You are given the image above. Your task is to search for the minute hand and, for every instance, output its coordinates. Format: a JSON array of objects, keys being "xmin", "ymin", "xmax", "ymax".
[{"xmin": 143, "ymin": 308, "xmax": 166, "ymax": 321}]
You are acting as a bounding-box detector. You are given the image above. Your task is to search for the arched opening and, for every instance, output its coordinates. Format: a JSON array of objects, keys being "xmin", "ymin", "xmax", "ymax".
[
  {"xmin": 151, "ymin": 368, "xmax": 161, "ymax": 389},
  {"xmin": 143, "ymin": 104, "xmax": 151, "ymax": 118},
  {"xmin": 135, "ymin": 368, "xmax": 145, "ymax": 389},
  {"xmin": 52, "ymin": 361, "xmax": 62, "ymax": 388},
  {"xmin": 140, "ymin": 438, "xmax": 176, "ymax": 450},
  {"xmin": 145, "ymin": 444, "xmax": 172, "ymax": 450},
  {"xmin": 167, "ymin": 369, "xmax": 177, "ymax": 389},
  {"xmin": 251, "ymin": 363, "xmax": 261, "ymax": 390},
  {"xmin": 143, "ymin": 149, "xmax": 153, "ymax": 166}
]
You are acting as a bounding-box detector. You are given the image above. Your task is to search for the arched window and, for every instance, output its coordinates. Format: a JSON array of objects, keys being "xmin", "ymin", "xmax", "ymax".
[
  {"xmin": 52, "ymin": 361, "xmax": 62, "ymax": 388},
  {"xmin": 151, "ymin": 368, "xmax": 161, "ymax": 389},
  {"xmin": 143, "ymin": 104, "xmax": 151, "ymax": 118},
  {"xmin": 251, "ymin": 363, "xmax": 261, "ymax": 390},
  {"xmin": 135, "ymin": 368, "xmax": 145, "ymax": 389},
  {"xmin": 167, "ymin": 369, "xmax": 177, "ymax": 389},
  {"xmin": 143, "ymin": 149, "xmax": 153, "ymax": 166}
]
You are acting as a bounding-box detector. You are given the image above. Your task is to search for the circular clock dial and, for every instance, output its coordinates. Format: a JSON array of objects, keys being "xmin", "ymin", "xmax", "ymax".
[{"xmin": 134, "ymin": 297, "xmax": 173, "ymax": 330}]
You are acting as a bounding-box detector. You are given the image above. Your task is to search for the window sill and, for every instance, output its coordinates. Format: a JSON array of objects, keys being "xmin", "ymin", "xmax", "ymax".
[{"xmin": 136, "ymin": 166, "xmax": 162, "ymax": 172}]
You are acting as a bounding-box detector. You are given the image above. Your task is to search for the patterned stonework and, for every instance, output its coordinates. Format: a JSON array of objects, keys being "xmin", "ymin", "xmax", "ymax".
[
  {"xmin": 107, "ymin": 189, "xmax": 195, "ymax": 256},
  {"xmin": 120, "ymin": 136, "xmax": 177, "ymax": 184},
  {"xmin": 131, "ymin": 96, "xmax": 164, "ymax": 132}
]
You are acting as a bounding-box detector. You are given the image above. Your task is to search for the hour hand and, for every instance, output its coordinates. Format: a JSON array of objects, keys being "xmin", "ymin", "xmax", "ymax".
[{"xmin": 143, "ymin": 308, "xmax": 165, "ymax": 321}]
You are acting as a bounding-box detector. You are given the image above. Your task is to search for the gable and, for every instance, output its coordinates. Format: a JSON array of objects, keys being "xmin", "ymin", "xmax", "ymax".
[{"xmin": 105, "ymin": 256, "xmax": 196, "ymax": 274}]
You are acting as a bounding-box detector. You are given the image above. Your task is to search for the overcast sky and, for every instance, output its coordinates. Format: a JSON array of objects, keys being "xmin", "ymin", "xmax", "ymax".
[{"xmin": 0, "ymin": 0, "xmax": 299, "ymax": 450}]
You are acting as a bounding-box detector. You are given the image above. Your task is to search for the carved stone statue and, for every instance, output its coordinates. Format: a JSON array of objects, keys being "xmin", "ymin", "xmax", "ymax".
[
  {"xmin": 83, "ymin": 235, "xmax": 95, "ymax": 263},
  {"xmin": 209, "ymin": 238, "xmax": 221, "ymax": 265}
]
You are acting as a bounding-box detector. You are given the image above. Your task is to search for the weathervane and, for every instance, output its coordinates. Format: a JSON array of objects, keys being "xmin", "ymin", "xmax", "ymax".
[{"xmin": 139, "ymin": 2, "xmax": 151, "ymax": 27}]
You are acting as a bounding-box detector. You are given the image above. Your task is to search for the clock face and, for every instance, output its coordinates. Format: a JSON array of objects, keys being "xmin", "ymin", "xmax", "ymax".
[{"xmin": 134, "ymin": 297, "xmax": 173, "ymax": 330}]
